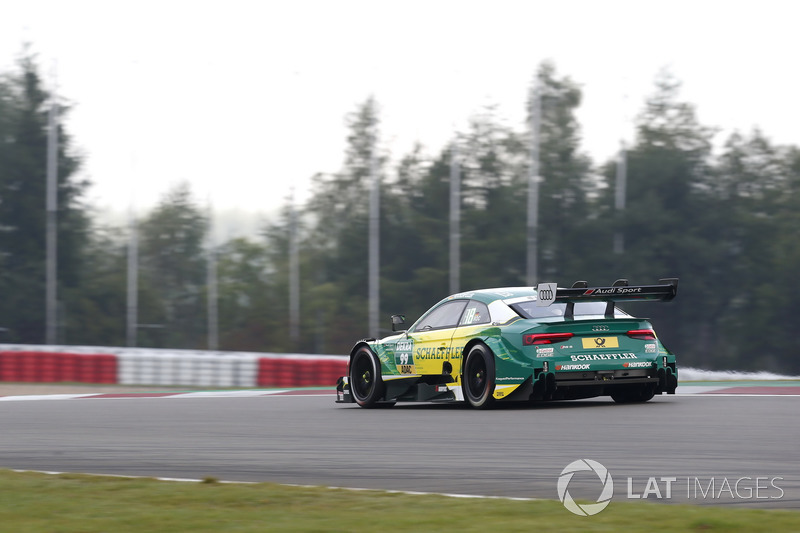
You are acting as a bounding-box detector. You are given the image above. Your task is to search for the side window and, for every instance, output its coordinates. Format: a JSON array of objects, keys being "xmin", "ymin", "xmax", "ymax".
[
  {"xmin": 459, "ymin": 301, "xmax": 490, "ymax": 326},
  {"xmin": 413, "ymin": 300, "xmax": 469, "ymax": 331}
]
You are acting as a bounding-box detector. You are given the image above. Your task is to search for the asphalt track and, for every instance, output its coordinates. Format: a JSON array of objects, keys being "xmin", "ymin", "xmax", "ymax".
[{"xmin": 1, "ymin": 390, "xmax": 798, "ymax": 509}]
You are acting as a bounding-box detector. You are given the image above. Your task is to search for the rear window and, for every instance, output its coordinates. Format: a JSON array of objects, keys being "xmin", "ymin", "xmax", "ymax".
[{"xmin": 510, "ymin": 301, "xmax": 631, "ymax": 319}]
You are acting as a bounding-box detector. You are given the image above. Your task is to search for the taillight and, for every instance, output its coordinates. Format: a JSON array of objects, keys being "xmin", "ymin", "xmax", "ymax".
[
  {"xmin": 627, "ymin": 329, "xmax": 656, "ymax": 340},
  {"xmin": 523, "ymin": 332, "xmax": 574, "ymax": 345}
]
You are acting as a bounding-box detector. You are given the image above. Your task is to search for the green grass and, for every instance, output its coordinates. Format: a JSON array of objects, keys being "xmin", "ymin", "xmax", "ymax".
[{"xmin": 0, "ymin": 470, "xmax": 798, "ymax": 532}]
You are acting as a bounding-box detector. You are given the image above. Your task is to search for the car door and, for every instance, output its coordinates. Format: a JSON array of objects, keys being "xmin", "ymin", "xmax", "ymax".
[{"xmin": 406, "ymin": 300, "xmax": 468, "ymax": 376}]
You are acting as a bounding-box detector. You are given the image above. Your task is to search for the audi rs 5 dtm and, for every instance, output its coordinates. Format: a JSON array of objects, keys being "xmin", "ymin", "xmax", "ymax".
[{"xmin": 336, "ymin": 278, "xmax": 679, "ymax": 409}]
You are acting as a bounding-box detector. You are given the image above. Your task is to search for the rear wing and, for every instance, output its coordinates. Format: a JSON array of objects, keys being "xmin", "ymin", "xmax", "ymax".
[{"xmin": 535, "ymin": 278, "xmax": 678, "ymax": 319}]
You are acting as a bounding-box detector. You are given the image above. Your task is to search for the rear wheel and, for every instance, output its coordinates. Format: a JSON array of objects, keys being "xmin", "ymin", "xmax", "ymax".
[
  {"xmin": 462, "ymin": 344, "xmax": 496, "ymax": 409},
  {"xmin": 611, "ymin": 383, "xmax": 656, "ymax": 403},
  {"xmin": 350, "ymin": 348, "xmax": 385, "ymax": 408}
]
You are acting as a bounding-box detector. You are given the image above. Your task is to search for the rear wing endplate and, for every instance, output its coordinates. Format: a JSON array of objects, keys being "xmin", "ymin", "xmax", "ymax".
[{"xmin": 535, "ymin": 278, "xmax": 678, "ymax": 319}]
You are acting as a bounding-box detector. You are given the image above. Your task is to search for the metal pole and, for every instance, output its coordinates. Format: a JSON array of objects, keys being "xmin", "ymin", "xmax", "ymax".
[
  {"xmin": 126, "ymin": 208, "xmax": 138, "ymax": 347},
  {"xmin": 206, "ymin": 203, "xmax": 218, "ymax": 351},
  {"xmin": 449, "ymin": 139, "xmax": 460, "ymax": 294},
  {"xmin": 368, "ymin": 111, "xmax": 380, "ymax": 339},
  {"xmin": 45, "ymin": 73, "xmax": 58, "ymax": 345},
  {"xmin": 613, "ymin": 140, "xmax": 627, "ymax": 254},
  {"xmin": 526, "ymin": 80, "xmax": 541, "ymax": 286},
  {"xmin": 289, "ymin": 189, "xmax": 300, "ymax": 345}
]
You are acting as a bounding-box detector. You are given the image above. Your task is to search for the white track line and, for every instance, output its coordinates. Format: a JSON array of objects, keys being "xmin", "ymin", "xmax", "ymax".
[{"xmin": 9, "ymin": 469, "xmax": 538, "ymax": 502}]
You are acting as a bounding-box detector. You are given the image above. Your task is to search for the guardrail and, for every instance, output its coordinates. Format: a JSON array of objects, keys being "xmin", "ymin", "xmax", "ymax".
[{"xmin": 0, "ymin": 345, "xmax": 348, "ymax": 389}]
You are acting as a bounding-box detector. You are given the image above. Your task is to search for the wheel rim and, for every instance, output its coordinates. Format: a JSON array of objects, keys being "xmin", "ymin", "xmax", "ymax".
[
  {"xmin": 466, "ymin": 353, "xmax": 487, "ymax": 400},
  {"xmin": 352, "ymin": 354, "xmax": 374, "ymax": 400}
]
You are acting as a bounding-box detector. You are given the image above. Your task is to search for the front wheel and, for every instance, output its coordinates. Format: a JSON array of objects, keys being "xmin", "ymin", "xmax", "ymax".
[
  {"xmin": 462, "ymin": 344, "xmax": 496, "ymax": 409},
  {"xmin": 350, "ymin": 347, "xmax": 385, "ymax": 408}
]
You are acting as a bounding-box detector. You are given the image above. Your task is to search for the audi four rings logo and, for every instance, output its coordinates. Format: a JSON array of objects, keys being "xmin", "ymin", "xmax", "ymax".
[
  {"xmin": 536, "ymin": 283, "xmax": 558, "ymax": 306},
  {"xmin": 557, "ymin": 459, "xmax": 614, "ymax": 516},
  {"xmin": 592, "ymin": 325, "xmax": 609, "ymax": 332}
]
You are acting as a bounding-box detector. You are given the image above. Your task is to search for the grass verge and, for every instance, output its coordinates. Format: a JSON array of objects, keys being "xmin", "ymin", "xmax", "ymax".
[{"xmin": 0, "ymin": 469, "xmax": 797, "ymax": 532}]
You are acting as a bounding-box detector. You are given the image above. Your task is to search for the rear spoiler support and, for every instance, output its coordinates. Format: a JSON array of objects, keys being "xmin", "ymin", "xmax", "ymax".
[{"xmin": 536, "ymin": 278, "xmax": 679, "ymax": 319}]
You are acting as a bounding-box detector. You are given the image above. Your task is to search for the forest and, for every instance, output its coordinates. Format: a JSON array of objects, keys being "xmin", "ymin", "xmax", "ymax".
[{"xmin": 1, "ymin": 52, "xmax": 798, "ymax": 373}]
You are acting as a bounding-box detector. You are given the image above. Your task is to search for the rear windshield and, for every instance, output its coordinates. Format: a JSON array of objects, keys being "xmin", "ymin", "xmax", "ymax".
[{"xmin": 510, "ymin": 301, "xmax": 631, "ymax": 319}]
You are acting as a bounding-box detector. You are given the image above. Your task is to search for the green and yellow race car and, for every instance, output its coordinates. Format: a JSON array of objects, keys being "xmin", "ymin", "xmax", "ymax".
[{"xmin": 336, "ymin": 279, "xmax": 679, "ymax": 409}]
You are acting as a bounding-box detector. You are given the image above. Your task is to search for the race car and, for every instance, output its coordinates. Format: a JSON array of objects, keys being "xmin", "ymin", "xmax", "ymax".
[{"xmin": 336, "ymin": 278, "xmax": 679, "ymax": 409}]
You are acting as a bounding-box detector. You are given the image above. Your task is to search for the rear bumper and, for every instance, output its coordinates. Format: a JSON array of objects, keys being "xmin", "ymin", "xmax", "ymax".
[
  {"xmin": 530, "ymin": 364, "xmax": 678, "ymax": 400},
  {"xmin": 554, "ymin": 367, "xmax": 657, "ymax": 385}
]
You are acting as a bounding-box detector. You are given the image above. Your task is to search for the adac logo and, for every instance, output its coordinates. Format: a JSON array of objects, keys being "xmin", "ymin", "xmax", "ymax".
[{"xmin": 557, "ymin": 459, "xmax": 614, "ymax": 516}]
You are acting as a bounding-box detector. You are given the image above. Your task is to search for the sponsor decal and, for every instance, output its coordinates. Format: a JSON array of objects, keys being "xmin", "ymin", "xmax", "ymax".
[
  {"xmin": 645, "ymin": 343, "xmax": 657, "ymax": 353},
  {"xmin": 582, "ymin": 337, "xmax": 619, "ymax": 349},
  {"xmin": 623, "ymin": 361, "xmax": 652, "ymax": 368},
  {"xmin": 492, "ymin": 290, "xmax": 515, "ymax": 298},
  {"xmin": 536, "ymin": 347, "xmax": 554, "ymax": 357},
  {"xmin": 450, "ymin": 291, "xmax": 476, "ymax": 299},
  {"xmin": 560, "ymin": 345, "xmax": 573, "ymax": 349},
  {"xmin": 584, "ymin": 287, "xmax": 643, "ymax": 296},
  {"xmin": 556, "ymin": 364, "xmax": 590, "ymax": 371},
  {"xmin": 496, "ymin": 376, "xmax": 526, "ymax": 381},
  {"xmin": 414, "ymin": 345, "xmax": 464, "ymax": 360},
  {"xmin": 395, "ymin": 340, "xmax": 415, "ymax": 373},
  {"xmin": 571, "ymin": 353, "xmax": 636, "ymax": 361}
]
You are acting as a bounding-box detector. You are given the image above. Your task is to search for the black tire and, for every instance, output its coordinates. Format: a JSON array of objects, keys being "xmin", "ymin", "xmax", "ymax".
[
  {"xmin": 610, "ymin": 388, "xmax": 634, "ymax": 403},
  {"xmin": 350, "ymin": 347, "xmax": 385, "ymax": 408},
  {"xmin": 462, "ymin": 344, "xmax": 496, "ymax": 409},
  {"xmin": 611, "ymin": 384, "xmax": 656, "ymax": 403},
  {"xmin": 639, "ymin": 383, "xmax": 657, "ymax": 402}
]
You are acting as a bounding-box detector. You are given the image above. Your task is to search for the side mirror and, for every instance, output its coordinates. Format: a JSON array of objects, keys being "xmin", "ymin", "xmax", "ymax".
[{"xmin": 391, "ymin": 314, "xmax": 406, "ymax": 332}]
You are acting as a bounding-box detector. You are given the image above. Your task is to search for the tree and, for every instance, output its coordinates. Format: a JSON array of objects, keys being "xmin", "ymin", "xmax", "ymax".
[
  {"xmin": 458, "ymin": 108, "xmax": 528, "ymax": 289},
  {"xmin": 60, "ymin": 224, "xmax": 127, "ymax": 346},
  {"xmin": 712, "ymin": 132, "xmax": 800, "ymax": 371},
  {"xmin": 301, "ymin": 97, "xmax": 385, "ymax": 352},
  {"xmin": 216, "ymin": 236, "xmax": 276, "ymax": 351},
  {"xmin": 0, "ymin": 48, "xmax": 89, "ymax": 343},
  {"xmin": 137, "ymin": 183, "xmax": 208, "ymax": 348},
  {"xmin": 531, "ymin": 62, "xmax": 596, "ymax": 282},
  {"xmin": 601, "ymin": 70, "xmax": 719, "ymax": 367}
]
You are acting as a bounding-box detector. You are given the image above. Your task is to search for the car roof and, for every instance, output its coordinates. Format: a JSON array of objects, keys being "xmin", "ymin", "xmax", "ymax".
[{"xmin": 440, "ymin": 287, "xmax": 537, "ymax": 306}]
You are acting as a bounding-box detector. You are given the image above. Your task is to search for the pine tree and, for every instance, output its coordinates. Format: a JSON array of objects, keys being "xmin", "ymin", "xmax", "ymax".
[{"xmin": 0, "ymin": 49, "xmax": 88, "ymax": 343}]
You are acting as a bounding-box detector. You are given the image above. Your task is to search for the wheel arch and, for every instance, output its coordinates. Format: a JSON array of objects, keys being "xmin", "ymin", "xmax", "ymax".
[
  {"xmin": 458, "ymin": 338, "xmax": 492, "ymax": 379},
  {"xmin": 348, "ymin": 339, "xmax": 376, "ymax": 370}
]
